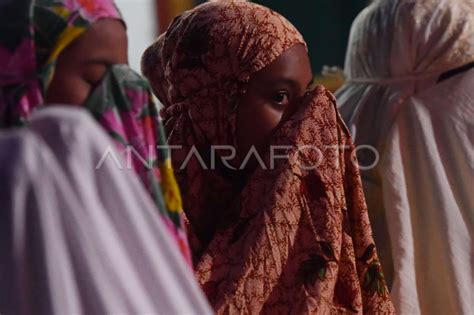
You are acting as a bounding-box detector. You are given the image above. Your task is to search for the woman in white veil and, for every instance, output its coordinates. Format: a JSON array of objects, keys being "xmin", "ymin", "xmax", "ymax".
[
  {"xmin": 0, "ymin": 107, "xmax": 211, "ymax": 315},
  {"xmin": 336, "ymin": 0, "xmax": 473, "ymax": 314}
]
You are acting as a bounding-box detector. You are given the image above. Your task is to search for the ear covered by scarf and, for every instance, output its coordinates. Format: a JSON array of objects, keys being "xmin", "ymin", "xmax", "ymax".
[{"xmin": 141, "ymin": 0, "xmax": 306, "ymax": 242}]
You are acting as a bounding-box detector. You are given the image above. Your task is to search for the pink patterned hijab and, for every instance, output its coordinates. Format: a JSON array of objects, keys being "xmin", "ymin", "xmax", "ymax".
[
  {"xmin": 0, "ymin": 0, "xmax": 192, "ymax": 263},
  {"xmin": 143, "ymin": 1, "xmax": 395, "ymax": 313}
]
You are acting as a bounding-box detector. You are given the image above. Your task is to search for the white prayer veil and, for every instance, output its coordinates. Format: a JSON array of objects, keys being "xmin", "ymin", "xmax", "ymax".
[
  {"xmin": 0, "ymin": 107, "xmax": 212, "ymax": 315},
  {"xmin": 336, "ymin": 0, "xmax": 474, "ymax": 314}
]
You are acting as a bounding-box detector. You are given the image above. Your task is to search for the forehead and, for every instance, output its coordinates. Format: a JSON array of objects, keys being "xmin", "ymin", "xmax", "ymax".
[
  {"xmin": 62, "ymin": 18, "xmax": 127, "ymax": 63},
  {"xmin": 248, "ymin": 44, "xmax": 312, "ymax": 88},
  {"xmin": 77, "ymin": 19, "xmax": 126, "ymax": 47}
]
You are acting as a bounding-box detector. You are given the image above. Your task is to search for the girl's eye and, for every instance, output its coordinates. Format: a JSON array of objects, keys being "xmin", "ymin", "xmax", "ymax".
[
  {"xmin": 304, "ymin": 84, "xmax": 316, "ymax": 99},
  {"xmin": 272, "ymin": 91, "xmax": 290, "ymax": 106}
]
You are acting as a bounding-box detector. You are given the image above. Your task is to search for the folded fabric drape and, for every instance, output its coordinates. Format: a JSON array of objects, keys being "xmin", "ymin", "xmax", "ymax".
[{"xmin": 0, "ymin": 107, "xmax": 212, "ymax": 314}]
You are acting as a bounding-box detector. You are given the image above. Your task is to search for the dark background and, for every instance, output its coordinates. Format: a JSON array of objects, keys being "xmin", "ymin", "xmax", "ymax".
[
  {"xmin": 253, "ymin": 0, "xmax": 368, "ymax": 73},
  {"xmin": 194, "ymin": 0, "xmax": 369, "ymax": 73}
]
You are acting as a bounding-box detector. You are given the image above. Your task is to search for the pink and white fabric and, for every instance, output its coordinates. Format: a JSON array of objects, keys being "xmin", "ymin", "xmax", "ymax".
[{"xmin": 0, "ymin": 107, "xmax": 212, "ymax": 315}]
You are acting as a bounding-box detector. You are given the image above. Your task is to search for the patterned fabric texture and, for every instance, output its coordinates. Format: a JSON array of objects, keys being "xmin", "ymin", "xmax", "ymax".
[
  {"xmin": 0, "ymin": 0, "xmax": 191, "ymax": 263},
  {"xmin": 142, "ymin": 1, "xmax": 395, "ymax": 313}
]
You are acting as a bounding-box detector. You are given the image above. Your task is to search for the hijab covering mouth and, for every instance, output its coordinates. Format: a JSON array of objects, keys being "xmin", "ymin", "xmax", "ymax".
[
  {"xmin": 0, "ymin": 0, "xmax": 191, "ymax": 263},
  {"xmin": 142, "ymin": 1, "xmax": 395, "ymax": 313},
  {"xmin": 335, "ymin": 0, "xmax": 474, "ymax": 314},
  {"xmin": 142, "ymin": 0, "xmax": 306, "ymax": 246}
]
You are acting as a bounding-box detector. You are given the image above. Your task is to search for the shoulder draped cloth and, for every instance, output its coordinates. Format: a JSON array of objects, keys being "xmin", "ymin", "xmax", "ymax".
[{"xmin": 143, "ymin": 1, "xmax": 395, "ymax": 313}]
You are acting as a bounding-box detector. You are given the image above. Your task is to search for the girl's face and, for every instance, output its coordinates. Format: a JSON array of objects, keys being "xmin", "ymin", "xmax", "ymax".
[
  {"xmin": 236, "ymin": 44, "xmax": 313, "ymax": 160},
  {"xmin": 45, "ymin": 19, "xmax": 128, "ymax": 105}
]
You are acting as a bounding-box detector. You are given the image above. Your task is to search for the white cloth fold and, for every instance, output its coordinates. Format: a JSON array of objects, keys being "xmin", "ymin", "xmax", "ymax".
[
  {"xmin": 0, "ymin": 107, "xmax": 212, "ymax": 315},
  {"xmin": 336, "ymin": 0, "xmax": 474, "ymax": 314}
]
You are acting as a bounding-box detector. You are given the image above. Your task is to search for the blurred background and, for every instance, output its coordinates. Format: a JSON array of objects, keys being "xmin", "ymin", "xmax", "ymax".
[{"xmin": 116, "ymin": 0, "xmax": 369, "ymax": 91}]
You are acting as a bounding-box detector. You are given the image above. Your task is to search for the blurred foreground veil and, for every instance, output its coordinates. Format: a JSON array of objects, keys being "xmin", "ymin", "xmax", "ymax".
[{"xmin": 0, "ymin": 107, "xmax": 212, "ymax": 314}]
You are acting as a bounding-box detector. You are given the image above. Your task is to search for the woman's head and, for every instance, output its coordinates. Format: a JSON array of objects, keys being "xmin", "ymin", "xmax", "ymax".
[
  {"xmin": 142, "ymin": 0, "xmax": 311, "ymax": 161},
  {"xmin": 34, "ymin": 0, "xmax": 126, "ymax": 105},
  {"xmin": 344, "ymin": 0, "xmax": 474, "ymax": 80},
  {"xmin": 0, "ymin": 0, "xmax": 126, "ymax": 126},
  {"xmin": 236, "ymin": 44, "xmax": 312, "ymax": 159},
  {"xmin": 45, "ymin": 19, "xmax": 127, "ymax": 105}
]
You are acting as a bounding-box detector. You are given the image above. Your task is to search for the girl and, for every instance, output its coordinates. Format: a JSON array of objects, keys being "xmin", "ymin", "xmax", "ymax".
[{"xmin": 142, "ymin": 1, "xmax": 394, "ymax": 313}]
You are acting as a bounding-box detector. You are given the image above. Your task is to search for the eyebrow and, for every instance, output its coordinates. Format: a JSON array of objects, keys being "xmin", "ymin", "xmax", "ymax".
[{"xmin": 270, "ymin": 77, "xmax": 315, "ymax": 89}]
